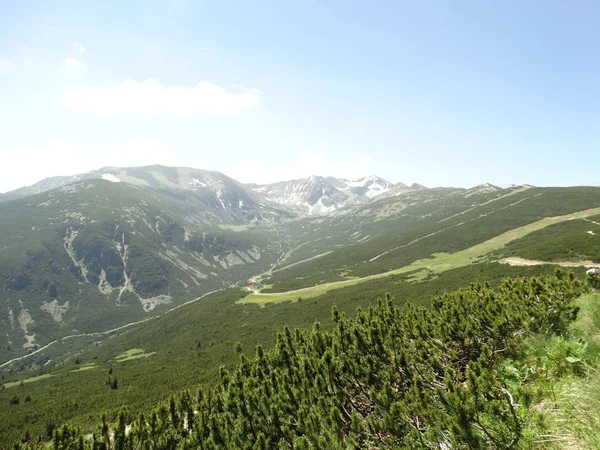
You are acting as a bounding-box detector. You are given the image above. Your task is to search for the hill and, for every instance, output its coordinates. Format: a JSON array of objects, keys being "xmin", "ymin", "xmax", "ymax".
[
  {"xmin": 0, "ymin": 169, "xmax": 531, "ymax": 362},
  {"xmin": 3, "ymin": 167, "xmax": 600, "ymax": 446},
  {"xmin": 7, "ymin": 271, "xmax": 591, "ymax": 449}
]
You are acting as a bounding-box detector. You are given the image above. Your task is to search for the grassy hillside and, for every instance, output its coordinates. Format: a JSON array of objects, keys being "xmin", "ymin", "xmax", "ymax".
[
  {"xmin": 495, "ymin": 214, "xmax": 600, "ymax": 263},
  {"xmin": 264, "ymin": 187, "xmax": 600, "ymax": 292},
  {"xmin": 9, "ymin": 271, "xmax": 588, "ymax": 449},
  {"xmin": 3, "ymin": 183, "xmax": 600, "ymax": 446},
  {"xmin": 0, "ymin": 262, "xmax": 562, "ymax": 445}
]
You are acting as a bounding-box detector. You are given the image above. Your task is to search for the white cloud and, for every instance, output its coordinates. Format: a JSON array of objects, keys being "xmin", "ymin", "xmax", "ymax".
[
  {"xmin": 0, "ymin": 140, "xmax": 177, "ymax": 193},
  {"xmin": 0, "ymin": 58, "xmax": 15, "ymax": 75},
  {"xmin": 227, "ymin": 152, "xmax": 381, "ymax": 184},
  {"xmin": 61, "ymin": 79, "xmax": 261, "ymax": 117},
  {"xmin": 62, "ymin": 58, "xmax": 86, "ymax": 73},
  {"xmin": 74, "ymin": 41, "xmax": 86, "ymax": 54}
]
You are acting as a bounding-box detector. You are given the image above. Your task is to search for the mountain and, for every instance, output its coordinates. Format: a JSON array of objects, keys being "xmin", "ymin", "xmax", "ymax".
[
  {"xmin": 2, "ymin": 166, "xmax": 570, "ymax": 367},
  {"xmin": 0, "ymin": 166, "xmax": 291, "ymax": 224},
  {"xmin": 0, "ymin": 178, "xmax": 289, "ymax": 363},
  {"xmin": 1, "ymin": 167, "xmax": 410, "ymax": 218},
  {"xmin": 3, "ymin": 170, "xmax": 600, "ymax": 446},
  {"xmin": 3, "ymin": 179, "xmax": 600, "ymax": 445},
  {"xmin": 249, "ymin": 175, "xmax": 400, "ymax": 215}
]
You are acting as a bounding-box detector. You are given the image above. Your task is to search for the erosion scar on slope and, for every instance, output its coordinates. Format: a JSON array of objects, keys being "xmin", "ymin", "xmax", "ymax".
[{"xmin": 500, "ymin": 257, "xmax": 599, "ymax": 268}]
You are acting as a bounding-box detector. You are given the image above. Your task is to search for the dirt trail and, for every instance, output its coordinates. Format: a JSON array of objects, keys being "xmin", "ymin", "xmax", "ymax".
[
  {"xmin": 0, "ymin": 289, "xmax": 223, "ymax": 369},
  {"xmin": 500, "ymin": 257, "xmax": 599, "ymax": 268}
]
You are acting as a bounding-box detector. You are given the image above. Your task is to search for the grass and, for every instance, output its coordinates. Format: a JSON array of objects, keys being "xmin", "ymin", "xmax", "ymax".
[
  {"xmin": 519, "ymin": 292, "xmax": 600, "ymax": 449},
  {"xmin": 70, "ymin": 363, "xmax": 98, "ymax": 373},
  {"xmin": 438, "ymin": 184, "xmax": 533, "ymax": 222},
  {"xmin": 240, "ymin": 207, "xmax": 600, "ymax": 305},
  {"xmin": 3, "ymin": 373, "xmax": 54, "ymax": 389},
  {"xmin": 113, "ymin": 348, "xmax": 156, "ymax": 362}
]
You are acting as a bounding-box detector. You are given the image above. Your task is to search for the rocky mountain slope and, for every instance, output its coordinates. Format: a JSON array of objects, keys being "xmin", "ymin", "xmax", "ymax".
[
  {"xmin": 0, "ymin": 179, "xmax": 285, "ymax": 362},
  {"xmin": 249, "ymin": 175, "xmax": 416, "ymax": 215}
]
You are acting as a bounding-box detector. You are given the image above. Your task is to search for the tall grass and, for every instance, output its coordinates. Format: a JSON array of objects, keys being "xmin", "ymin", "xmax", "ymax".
[{"xmin": 528, "ymin": 293, "xmax": 600, "ymax": 449}]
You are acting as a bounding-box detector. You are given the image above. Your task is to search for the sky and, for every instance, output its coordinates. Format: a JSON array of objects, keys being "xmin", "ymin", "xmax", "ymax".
[{"xmin": 0, "ymin": 1, "xmax": 599, "ymax": 193}]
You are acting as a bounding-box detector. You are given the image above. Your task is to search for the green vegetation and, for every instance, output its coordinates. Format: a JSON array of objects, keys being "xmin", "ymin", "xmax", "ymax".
[
  {"xmin": 497, "ymin": 215, "xmax": 600, "ymax": 263},
  {"xmin": 272, "ymin": 251, "xmax": 334, "ymax": 273},
  {"xmin": 13, "ymin": 272, "xmax": 587, "ymax": 448},
  {"xmin": 0, "ymin": 263, "xmax": 557, "ymax": 445},
  {"xmin": 3, "ymin": 373, "xmax": 54, "ymax": 389},
  {"xmin": 70, "ymin": 363, "xmax": 97, "ymax": 373},
  {"xmin": 265, "ymin": 188, "xmax": 600, "ymax": 292},
  {"xmin": 0, "ymin": 180, "xmax": 283, "ymax": 363},
  {"xmin": 113, "ymin": 348, "xmax": 156, "ymax": 362},
  {"xmin": 244, "ymin": 207, "xmax": 600, "ymax": 305},
  {"xmin": 4, "ymin": 178, "xmax": 600, "ymax": 448}
]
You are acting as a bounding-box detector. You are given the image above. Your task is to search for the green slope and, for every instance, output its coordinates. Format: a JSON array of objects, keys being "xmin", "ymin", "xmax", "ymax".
[
  {"xmin": 264, "ymin": 187, "xmax": 600, "ymax": 292},
  {"xmin": 2, "ymin": 183, "xmax": 600, "ymax": 445},
  {"xmin": 8, "ymin": 272, "xmax": 589, "ymax": 449},
  {"xmin": 0, "ymin": 262, "xmax": 564, "ymax": 445},
  {"xmin": 0, "ymin": 180, "xmax": 283, "ymax": 363}
]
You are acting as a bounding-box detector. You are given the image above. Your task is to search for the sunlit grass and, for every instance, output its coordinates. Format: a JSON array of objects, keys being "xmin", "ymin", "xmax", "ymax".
[
  {"xmin": 113, "ymin": 348, "xmax": 155, "ymax": 362},
  {"xmin": 3, "ymin": 373, "xmax": 54, "ymax": 389},
  {"xmin": 70, "ymin": 363, "xmax": 98, "ymax": 373}
]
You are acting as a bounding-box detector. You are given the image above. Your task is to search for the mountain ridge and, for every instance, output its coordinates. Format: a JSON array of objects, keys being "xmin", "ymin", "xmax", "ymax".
[{"xmin": 1, "ymin": 165, "xmax": 424, "ymax": 216}]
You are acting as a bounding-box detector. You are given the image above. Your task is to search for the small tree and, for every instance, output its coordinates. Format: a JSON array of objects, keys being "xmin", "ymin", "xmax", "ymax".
[{"xmin": 46, "ymin": 422, "xmax": 56, "ymax": 439}]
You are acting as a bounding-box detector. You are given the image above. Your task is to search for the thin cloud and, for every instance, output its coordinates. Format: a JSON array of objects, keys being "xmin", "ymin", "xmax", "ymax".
[
  {"xmin": 61, "ymin": 79, "xmax": 261, "ymax": 117},
  {"xmin": 63, "ymin": 58, "xmax": 86, "ymax": 73},
  {"xmin": 0, "ymin": 58, "xmax": 15, "ymax": 75},
  {"xmin": 0, "ymin": 139, "xmax": 176, "ymax": 193},
  {"xmin": 74, "ymin": 41, "xmax": 86, "ymax": 54}
]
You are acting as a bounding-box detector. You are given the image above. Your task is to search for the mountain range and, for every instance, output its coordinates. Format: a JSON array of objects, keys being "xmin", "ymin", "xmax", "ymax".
[
  {"xmin": 0, "ymin": 164, "xmax": 535, "ymax": 365},
  {"xmin": 2, "ymin": 166, "xmax": 600, "ymax": 446},
  {"xmin": 0, "ymin": 165, "xmax": 428, "ymax": 216}
]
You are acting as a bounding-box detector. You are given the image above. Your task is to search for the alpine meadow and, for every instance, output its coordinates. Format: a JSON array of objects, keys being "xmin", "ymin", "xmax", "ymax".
[{"xmin": 3, "ymin": 1, "xmax": 600, "ymax": 449}]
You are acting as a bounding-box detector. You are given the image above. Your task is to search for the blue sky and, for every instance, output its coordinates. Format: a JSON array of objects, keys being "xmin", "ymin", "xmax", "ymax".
[{"xmin": 1, "ymin": 1, "xmax": 599, "ymax": 192}]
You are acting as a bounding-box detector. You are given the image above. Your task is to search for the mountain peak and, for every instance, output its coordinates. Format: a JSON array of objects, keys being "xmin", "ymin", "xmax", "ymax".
[{"xmin": 1, "ymin": 165, "xmax": 426, "ymax": 218}]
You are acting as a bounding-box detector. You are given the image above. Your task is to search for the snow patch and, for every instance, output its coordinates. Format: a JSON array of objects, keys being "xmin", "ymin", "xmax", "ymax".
[
  {"xmin": 102, "ymin": 173, "xmax": 121, "ymax": 183},
  {"xmin": 189, "ymin": 178, "xmax": 208, "ymax": 188},
  {"xmin": 365, "ymin": 182, "xmax": 391, "ymax": 198},
  {"xmin": 216, "ymin": 190, "xmax": 227, "ymax": 209}
]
